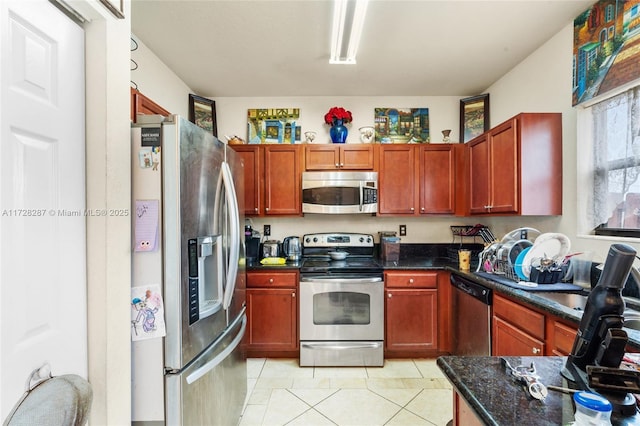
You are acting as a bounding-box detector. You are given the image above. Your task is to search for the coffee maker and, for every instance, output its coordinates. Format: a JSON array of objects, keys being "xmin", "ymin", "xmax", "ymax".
[{"xmin": 563, "ymin": 243, "xmax": 639, "ymax": 418}]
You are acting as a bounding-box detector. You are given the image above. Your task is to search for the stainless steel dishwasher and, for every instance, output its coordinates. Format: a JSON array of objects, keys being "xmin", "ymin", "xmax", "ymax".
[{"xmin": 451, "ymin": 274, "xmax": 492, "ymax": 355}]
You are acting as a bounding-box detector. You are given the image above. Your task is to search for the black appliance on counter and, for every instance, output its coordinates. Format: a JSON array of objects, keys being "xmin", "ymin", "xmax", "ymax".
[
  {"xmin": 562, "ymin": 243, "xmax": 640, "ymax": 419},
  {"xmin": 299, "ymin": 233, "xmax": 384, "ymax": 367}
]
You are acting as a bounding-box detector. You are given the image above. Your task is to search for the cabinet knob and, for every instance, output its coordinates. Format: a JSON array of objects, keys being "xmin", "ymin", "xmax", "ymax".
[
  {"xmin": 410, "ymin": 207, "xmax": 414, "ymax": 212},
  {"xmin": 387, "ymin": 293, "xmax": 392, "ymax": 298},
  {"xmin": 292, "ymin": 292, "xmax": 296, "ymax": 298},
  {"xmin": 408, "ymin": 278, "xmax": 414, "ymax": 284},
  {"xmin": 420, "ymin": 207, "xmax": 425, "ymax": 212},
  {"xmin": 265, "ymin": 207, "xmax": 270, "ymax": 212},
  {"xmin": 532, "ymin": 347, "xmax": 541, "ymax": 354},
  {"xmin": 335, "ymin": 163, "xmax": 340, "ymax": 167},
  {"xmin": 254, "ymin": 207, "xmax": 259, "ymax": 212},
  {"xmin": 339, "ymin": 163, "xmax": 344, "ymax": 167},
  {"xmin": 269, "ymin": 278, "xmax": 274, "ymax": 283}
]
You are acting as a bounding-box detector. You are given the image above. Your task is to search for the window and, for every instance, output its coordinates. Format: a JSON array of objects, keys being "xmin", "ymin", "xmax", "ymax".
[
  {"xmin": 589, "ymin": 86, "xmax": 640, "ymax": 237},
  {"xmin": 605, "ymin": 4, "xmax": 614, "ymax": 23}
]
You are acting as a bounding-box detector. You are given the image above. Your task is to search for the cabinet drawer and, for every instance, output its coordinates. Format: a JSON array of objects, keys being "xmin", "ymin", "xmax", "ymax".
[
  {"xmin": 493, "ymin": 294, "xmax": 545, "ymax": 340},
  {"xmin": 551, "ymin": 320, "xmax": 577, "ymax": 356},
  {"xmin": 385, "ymin": 271, "xmax": 438, "ymax": 288},
  {"xmin": 247, "ymin": 271, "xmax": 298, "ymax": 288}
]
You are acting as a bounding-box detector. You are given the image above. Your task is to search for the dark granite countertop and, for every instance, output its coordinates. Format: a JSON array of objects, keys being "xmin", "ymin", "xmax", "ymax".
[
  {"xmin": 245, "ymin": 243, "xmax": 640, "ymax": 349},
  {"xmin": 437, "ymin": 356, "xmax": 578, "ymax": 425},
  {"xmin": 438, "ymin": 356, "xmax": 640, "ymax": 425},
  {"xmin": 449, "ymin": 269, "xmax": 640, "ymax": 351}
]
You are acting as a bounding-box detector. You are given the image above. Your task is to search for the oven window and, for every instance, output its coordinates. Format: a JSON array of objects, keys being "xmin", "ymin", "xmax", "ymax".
[
  {"xmin": 312, "ymin": 292, "xmax": 370, "ymax": 325},
  {"xmin": 302, "ymin": 187, "xmax": 360, "ymax": 205}
]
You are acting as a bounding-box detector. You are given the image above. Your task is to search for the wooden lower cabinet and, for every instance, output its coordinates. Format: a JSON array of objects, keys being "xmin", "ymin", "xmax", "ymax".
[
  {"xmin": 246, "ymin": 271, "xmax": 298, "ymax": 357},
  {"xmin": 493, "ymin": 294, "xmax": 545, "ymax": 356},
  {"xmin": 493, "ymin": 316, "xmax": 545, "ymax": 356},
  {"xmin": 384, "ymin": 270, "xmax": 451, "ymax": 356},
  {"xmin": 386, "ymin": 289, "xmax": 438, "ymax": 352},
  {"xmin": 453, "ymin": 392, "xmax": 483, "ymax": 426},
  {"xmin": 492, "ymin": 293, "xmax": 581, "ymax": 357},
  {"xmin": 548, "ymin": 319, "xmax": 578, "ymax": 356}
]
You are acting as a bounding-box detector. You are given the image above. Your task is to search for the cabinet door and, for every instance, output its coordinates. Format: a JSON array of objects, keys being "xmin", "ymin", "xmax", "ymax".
[
  {"xmin": 131, "ymin": 88, "xmax": 170, "ymax": 123},
  {"xmin": 232, "ymin": 145, "xmax": 261, "ymax": 216},
  {"xmin": 488, "ymin": 119, "xmax": 518, "ymax": 214},
  {"xmin": 493, "ymin": 316, "xmax": 544, "ymax": 356},
  {"xmin": 468, "ymin": 134, "xmax": 490, "ymax": 214},
  {"xmin": 340, "ymin": 145, "xmax": 374, "ymax": 170},
  {"xmin": 246, "ymin": 288, "xmax": 298, "ymax": 351},
  {"xmin": 305, "ymin": 145, "xmax": 340, "ymax": 170},
  {"xmin": 264, "ymin": 145, "xmax": 302, "ymax": 215},
  {"xmin": 454, "ymin": 393, "xmax": 483, "ymax": 426},
  {"xmin": 385, "ymin": 289, "xmax": 438, "ymax": 352},
  {"xmin": 419, "ymin": 145, "xmax": 456, "ymax": 214},
  {"xmin": 378, "ymin": 145, "xmax": 417, "ymax": 215},
  {"xmin": 549, "ymin": 319, "xmax": 577, "ymax": 356}
]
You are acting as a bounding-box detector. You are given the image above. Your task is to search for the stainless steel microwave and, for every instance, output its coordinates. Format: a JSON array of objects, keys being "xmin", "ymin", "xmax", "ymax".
[{"xmin": 302, "ymin": 171, "xmax": 378, "ymax": 214}]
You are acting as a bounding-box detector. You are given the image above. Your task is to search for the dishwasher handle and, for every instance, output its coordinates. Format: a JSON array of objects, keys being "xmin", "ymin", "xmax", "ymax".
[{"xmin": 451, "ymin": 274, "xmax": 492, "ymax": 305}]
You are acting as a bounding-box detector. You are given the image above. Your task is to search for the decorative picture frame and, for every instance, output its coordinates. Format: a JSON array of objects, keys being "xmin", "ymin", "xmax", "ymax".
[
  {"xmin": 374, "ymin": 108, "xmax": 430, "ymax": 143},
  {"xmin": 188, "ymin": 94, "xmax": 217, "ymax": 137},
  {"xmin": 460, "ymin": 94, "xmax": 490, "ymax": 143},
  {"xmin": 572, "ymin": 0, "xmax": 640, "ymax": 105},
  {"xmin": 247, "ymin": 108, "xmax": 300, "ymax": 144}
]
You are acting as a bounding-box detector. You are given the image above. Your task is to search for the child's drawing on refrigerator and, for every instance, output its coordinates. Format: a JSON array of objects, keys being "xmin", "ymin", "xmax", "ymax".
[{"xmin": 131, "ymin": 284, "xmax": 166, "ymax": 341}]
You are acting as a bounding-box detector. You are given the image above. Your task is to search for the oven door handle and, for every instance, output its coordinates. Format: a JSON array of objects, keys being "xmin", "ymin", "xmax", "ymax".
[
  {"xmin": 301, "ymin": 342, "xmax": 382, "ymax": 351},
  {"xmin": 300, "ymin": 277, "xmax": 382, "ymax": 284}
]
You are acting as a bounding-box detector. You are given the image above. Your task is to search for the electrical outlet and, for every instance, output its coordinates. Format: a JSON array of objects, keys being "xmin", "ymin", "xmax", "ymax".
[
  {"xmin": 399, "ymin": 224, "xmax": 407, "ymax": 236},
  {"xmin": 264, "ymin": 224, "xmax": 271, "ymax": 236}
]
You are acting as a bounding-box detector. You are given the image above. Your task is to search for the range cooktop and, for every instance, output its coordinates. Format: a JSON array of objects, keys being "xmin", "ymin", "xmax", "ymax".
[{"xmin": 300, "ymin": 232, "xmax": 381, "ymax": 274}]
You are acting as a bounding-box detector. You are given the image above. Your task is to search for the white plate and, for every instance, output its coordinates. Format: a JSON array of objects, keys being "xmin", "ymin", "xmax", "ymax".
[{"xmin": 522, "ymin": 233, "xmax": 571, "ymax": 277}]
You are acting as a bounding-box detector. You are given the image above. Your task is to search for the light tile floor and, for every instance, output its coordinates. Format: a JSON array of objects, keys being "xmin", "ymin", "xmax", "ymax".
[{"xmin": 240, "ymin": 358, "xmax": 453, "ymax": 426}]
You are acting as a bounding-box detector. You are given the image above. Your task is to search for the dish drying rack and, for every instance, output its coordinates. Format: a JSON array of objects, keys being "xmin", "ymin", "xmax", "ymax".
[{"xmin": 447, "ymin": 224, "xmax": 495, "ymax": 264}]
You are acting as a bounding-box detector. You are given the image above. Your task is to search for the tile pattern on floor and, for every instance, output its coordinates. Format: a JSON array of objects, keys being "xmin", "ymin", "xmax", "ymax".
[{"xmin": 241, "ymin": 358, "xmax": 453, "ymax": 426}]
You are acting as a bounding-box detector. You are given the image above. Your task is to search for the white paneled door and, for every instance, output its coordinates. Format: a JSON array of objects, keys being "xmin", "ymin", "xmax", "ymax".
[{"xmin": 0, "ymin": 0, "xmax": 86, "ymax": 419}]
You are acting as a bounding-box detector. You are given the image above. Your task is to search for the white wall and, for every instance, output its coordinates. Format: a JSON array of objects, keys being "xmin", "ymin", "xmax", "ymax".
[
  {"xmin": 130, "ymin": 34, "xmax": 192, "ymax": 117},
  {"xmin": 131, "ymin": 19, "xmax": 640, "ymax": 261},
  {"xmin": 214, "ymin": 95, "xmax": 477, "ymax": 244},
  {"xmin": 484, "ymin": 23, "xmax": 640, "ymax": 264},
  {"xmin": 214, "ymin": 96, "xmax": 460, "ymax": 146}
]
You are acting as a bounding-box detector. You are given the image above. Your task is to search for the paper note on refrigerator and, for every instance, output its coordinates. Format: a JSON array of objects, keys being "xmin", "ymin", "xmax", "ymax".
[
  {"xmin": 131, "ymin": 284, "xmax": 166, "ymax": 341},
  {"xmin": 134, "ymin": 199, "xmax": 159, "ymax": 252}
]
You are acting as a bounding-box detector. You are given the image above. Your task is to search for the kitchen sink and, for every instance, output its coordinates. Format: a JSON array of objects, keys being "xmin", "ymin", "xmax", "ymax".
[
  {"xmin": 535, "ymin": 292, "xmax": 589, "ymax": 311},
  {"xmin": 535, "ymin": 291, "xmax": 640, "ymax": 331}
]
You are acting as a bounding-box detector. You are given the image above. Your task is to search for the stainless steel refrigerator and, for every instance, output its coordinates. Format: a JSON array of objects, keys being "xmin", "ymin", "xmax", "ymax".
[{"xmin": 131, "ymin": 115, "xmax": 247, "ymax": 425}]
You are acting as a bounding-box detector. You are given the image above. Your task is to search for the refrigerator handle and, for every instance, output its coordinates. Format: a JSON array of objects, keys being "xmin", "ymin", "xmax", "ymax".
[
  {"xmin": 220, "ymin": 162, "xmax": 240, "ymax": 311},
  {"xmin": 185, "ymin": 310, "xmax": 247, "ymax": 385}
]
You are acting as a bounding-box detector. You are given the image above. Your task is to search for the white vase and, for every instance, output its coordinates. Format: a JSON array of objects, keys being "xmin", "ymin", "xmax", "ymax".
[{"xmin": 359, "ymin": 126, "xmax": 375, "ymax": 143}]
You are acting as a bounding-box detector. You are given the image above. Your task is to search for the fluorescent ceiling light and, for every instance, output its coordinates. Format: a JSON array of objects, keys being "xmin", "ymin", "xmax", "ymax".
[{"xmin": 330, "ymin": 0, "xmax": 369, "ymax": 64}]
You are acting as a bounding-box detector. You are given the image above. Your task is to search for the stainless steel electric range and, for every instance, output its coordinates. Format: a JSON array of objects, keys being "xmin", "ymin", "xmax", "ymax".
[{"xmin": 299, "ymin": 233, "xmax": 384, "ymax": 367}]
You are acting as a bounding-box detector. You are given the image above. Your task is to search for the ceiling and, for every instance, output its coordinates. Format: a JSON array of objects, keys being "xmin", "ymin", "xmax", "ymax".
[{"xmin": 131, "ymin": 0, "xmax": 594, "ymax": 97}]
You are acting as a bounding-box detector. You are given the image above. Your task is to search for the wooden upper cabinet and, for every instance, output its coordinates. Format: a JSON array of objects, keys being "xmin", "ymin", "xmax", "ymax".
[
  {"xmin": 264, "ymin": 145, "xmax": 303, "ymax": 215},
  {"xmin": 419, "ymin": 145, "xmax": 458, "ymax": 214},
  {"xmin": 378, "ymin": 144, "xmax": 460, "ymax": 215},
  {"xmin": 378, "ymin": 144, "xmax": 417, "ymax": 215},
  {"xmin": 231, "ymin": 145, "xmax": 262, "ymax": 216},
  {"xmin": 130, "ymin": 88, "xmax": 170, "ymax": 122},
  {"xmin": 305, "ymin": 145, "xmax": 374, "ymax": 170},
  {"xmin": 231, "ymin": 145, "xmax": 303, "ymax": 216},
  {"xmin": 468, "ymin": 113, "xmax": 562, "ymax": 216}
]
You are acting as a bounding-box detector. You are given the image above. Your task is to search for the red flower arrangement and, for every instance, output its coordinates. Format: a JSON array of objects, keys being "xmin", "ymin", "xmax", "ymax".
[{"xmin": 324, "ymin": 106, "xmax": 353, "ymax": 125}]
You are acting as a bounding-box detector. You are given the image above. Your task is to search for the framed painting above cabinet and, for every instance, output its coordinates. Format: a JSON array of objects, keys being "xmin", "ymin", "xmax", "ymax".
[{"xmin": 460, "ymin": 94, "xmax": 489, "ymax": 143}]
